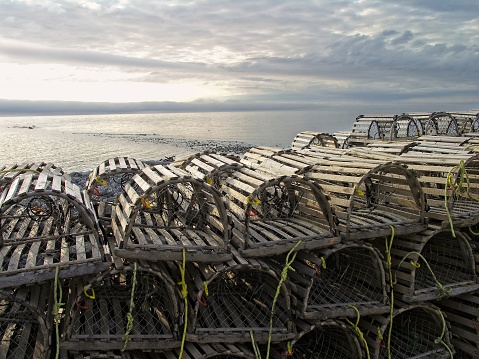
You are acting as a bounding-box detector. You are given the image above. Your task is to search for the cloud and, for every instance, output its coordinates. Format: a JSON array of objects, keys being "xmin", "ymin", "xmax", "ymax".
[{"xmin": 0, "ymin": 0, "xmax": 478, "ymax": 112}]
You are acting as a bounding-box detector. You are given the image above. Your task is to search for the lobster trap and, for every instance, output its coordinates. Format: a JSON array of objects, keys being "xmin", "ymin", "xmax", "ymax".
[
  {"xmin": 111, "ymin": 164, "xmax": 232, "ymax": 262},
  {"xmin": 397, "ymin": 152, "xmax": 479, "ymax": 228},
  {"xmin": 85, "ymin": 157, "xmax": 147, "ymax": 229},
  {"xmin": 0, "ymin": 284, "xmax": 52, "ymax": 359},
  {"xmin": 182, "ymin": 249, "xmax": 295, "ymax": 343},
  {"xmin": 177, "ymin": 151, "xmax": 340, "ymax": 257},
  {"xmin": 302, "ymin": 155, "xmax": 427, "ymax": 240},
  {"xmin": 376, "ymin": 227, "xmax": 479, "ymax": 303},
  {"xmin": 61, "ymin": 261, "xmax": 181, "ymax": 354},
  {"xmin": 282, "ymin": 243, "xmax": 389, "ymax": 321},
  {"xmin": 437, "ymin": 290, "xmax": 479, "ymax": 358},
  {"xmin": 287, "ymin": 319, "xmax": 368, "ymax": 359},
  {"xmin": 235, "ymin": 148, "xmax": 426, "ymax": 241},
  {"xmin": 291, "ymin": 131, "xmax": 339, "ymax": 150},
  {"xmin": 360, "ymin": 303, "xmax": 453, "ymax": 359},
  {"xmin": 0, "ymin": 172, "xmax": 109, "ymax": 289}
]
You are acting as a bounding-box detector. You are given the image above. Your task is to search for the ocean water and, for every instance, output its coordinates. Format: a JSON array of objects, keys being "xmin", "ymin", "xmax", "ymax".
[{"xmin": 0, "ymin": 110, "xmax": 352, "ymax": 172}]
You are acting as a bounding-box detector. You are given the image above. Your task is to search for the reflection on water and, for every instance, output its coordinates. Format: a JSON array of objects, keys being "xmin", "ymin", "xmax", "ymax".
[{"xmin": 0, "ymin": 111, "xmax": 351, "ymax": 172}]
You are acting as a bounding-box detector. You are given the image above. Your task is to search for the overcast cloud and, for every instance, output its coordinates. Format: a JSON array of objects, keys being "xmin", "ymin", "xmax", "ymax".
[{"xmin": 0, "ymin": 0, "xmax": 478, "ymax": 115}]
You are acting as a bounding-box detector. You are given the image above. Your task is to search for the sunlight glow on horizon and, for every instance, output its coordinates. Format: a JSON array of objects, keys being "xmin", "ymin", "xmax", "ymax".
[{"xmin": 0, "ymin": 63, "xmax": 226, "ymax": 102}]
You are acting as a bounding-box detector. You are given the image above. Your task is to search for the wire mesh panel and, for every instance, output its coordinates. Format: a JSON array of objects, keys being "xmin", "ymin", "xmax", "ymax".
[
  {"xmin": 352, "ymin": 115, "xmax": 391, "ymax": 140},
  {"xmin": 183, "ymin": 250, "xmax": 295, "ymax": 343},
  {"xmin": 155, "ymin": 343, "xmax": 255, "ymax": 359},
  {"xmin": 303, "ymin": 157, "xmax": 427, "ymax": 240},
  {"xmin": 177, "ymin": 151, "xmax": 340, "ymax": 257},
  {"xmin": 393, "ymin": 114, "xmax": 422, "ymax": 139},
  {"xmin": 111, "ymin": 164, "xmax": 231, "ymax": 262},
  {"xmin": 286, "ymin": 244, "xmax": 389, "ymax": 320},
  {"xmin": 360, "ymin": 303, "xmax": 454, "ymax": 359},
  {"xmin": 376, "ymin": 227, "xmax": 478, "ymax": 303},
  {"xmin": 291, "ymin": 131, "xmax": 339, "ymax": 150},
  {"xmin": 0, "ymin": 284, "xmax": 52, "ymax": 359},
  {"xmin": 85, "ymin": 157, "xmax": 147, "ymax": 229},
  {"xmin": 62, "ymin": 261, "xmax": 180, "ymax": 354},
  {"xmin": 423, "ymin": 112, "xmax": 459, "ymax": 136},
  {"xmin": 396, "ymin": 153, "xmax": 479, "ymax": 228},
  {"xmin": 0, "ymin": 172, "xmax": 109, "ymax": 289},
  {"xmin": 437, "ymin": 291, "xmax": 479, "ymax": 358},
  {"xmin": 288, "ymin": 319, "xmax": 367, "ymax": 359}
]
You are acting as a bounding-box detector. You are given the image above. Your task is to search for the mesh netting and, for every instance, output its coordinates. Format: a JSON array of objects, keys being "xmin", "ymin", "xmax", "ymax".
[
  {"xmin": 394, "ymin": 116, "xmax": 422, "ymax": 138},
  {"xmin": 135, "ymin": 182, "xmax": 210, "ymax": 229},
  {"xmin": 0, "ymin": 193, "xmax": 103, "ymax": 277},
  {"xmin": 0, "ymin": 294, "xmax": 48, "ymax": 358},
  {"xmin": 378, "ymin": 307, "xmax": 450, "ymax": 359},
  {"xmin": 69, "ymin": 271, "xmax": 177, "ymax": 342},
  {"xmin": 291, "ymin": 324, "xmax": 363, "ymax": 359},
  {"xmin": 423, "ymin": 113, "xmax": 458, "ymax": 136},
  {"xmin": 246, "ymin": 178, "xmax": 332, "ymax": 233},
  {"xmin": 308, "ymin": 246, "xmax": 385, "ymax": 308},
  {"xmin": 194, "ymin": 269, "xmax": 289, "ymax": 332},
  {"xmin": 413, "ymin": 233, "xmax": 475, "ymax": 291}
]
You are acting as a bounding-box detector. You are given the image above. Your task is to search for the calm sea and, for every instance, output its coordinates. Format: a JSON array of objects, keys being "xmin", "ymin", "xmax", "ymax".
[{"xmin": 0, "ymin": 110, "xmax": 353, "ymax": 172}]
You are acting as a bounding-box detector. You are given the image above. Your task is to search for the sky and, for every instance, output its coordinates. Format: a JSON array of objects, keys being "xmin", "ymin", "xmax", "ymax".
[{"xmin": 0, "ymin": 0, "xmax": 478, "ymax": 115}]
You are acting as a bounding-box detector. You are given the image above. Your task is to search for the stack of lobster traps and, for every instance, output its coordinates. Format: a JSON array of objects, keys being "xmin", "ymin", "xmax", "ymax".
[{"xmin": 3, "ymin": 109, "xmax": 479, "ymax": 358}]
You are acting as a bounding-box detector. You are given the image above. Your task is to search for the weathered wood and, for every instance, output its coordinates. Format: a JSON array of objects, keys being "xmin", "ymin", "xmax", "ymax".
[
  {"xmin": 62, "ymin": 263, "xmax": 181, "ymax": 353},
  {"xmin": 0, "ymin": 173, "xmax": 109, "ymax": 288},
  {"xmin": 111, "ymin": 164, "xmax": 231, "ymax": 262}
]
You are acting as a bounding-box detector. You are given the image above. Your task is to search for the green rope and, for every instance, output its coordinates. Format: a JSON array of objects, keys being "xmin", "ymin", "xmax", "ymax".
[
  {"xmin": 444, "ymin": 160, "xmax": 479, "ymax": 238},
  {"xmin": 52, "ymin": 266, "xmax": 64, "ymax": 359},
  {"xmin": 345, "ymin": 305, "xmax": 371, "ymax": 359},
  {"xmin": 396, "ymin": 252, "xmax": 451, "ymax": 298},
  {"xmin": 384, "ymin": 226, "xmax": 397, "ymax": 359},
  {"xmin": 265, "ymin": 240, "xmax": 303, "ymax": 359},
  {"xmin": 469, "ymin": 226, "xmax": 479, "ymax": 236},
  {"xmin": 250, "ymin": 331, "xmax": 263, "ymax": 359},
  {"xmin": 122, "ymin": 262, "xmax": 138, "ymax": 352},
  {"xmin": 177, "ymin": 249, "xmax": 188, "ymax": 359},
  {"xmin": 434, "ymin": 309, "xmax": 454, "ymax": 358}
]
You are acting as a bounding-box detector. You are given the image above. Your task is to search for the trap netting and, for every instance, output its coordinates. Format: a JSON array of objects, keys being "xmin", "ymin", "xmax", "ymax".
[
  {"xmin": 422, "ymin": 112, "xmax": 459, "ymax": 136},
  {"xmin": 395, "ymin": 153, "xmax": 479, "ymax": 228},
  {"xmin": 393, "ymin": 114, "xmax": 422, "ymax": 139},
  {"xmin": 62, "ymin": 262, "xmax": 181, "ymax": 353},
  {"xmin": 303, "ymin": 158, "xmax": 427, "ymax": 240},
  {"xmin": 112, "ymin": 164, "xmax": 231, "ymax": 262},
  {"xmin": 288, "ymin": 320, "xmax": 367, "ymax": 359},
  {"xmin": 85, "ymin": 157, "xmax": 146, "ymax": 228},
  {"xmin": 0, "ymin": 284, "xmax": 52, "ymax": 359},
  {"xmin": 360, "ymin": 304, "xmax": 453, "ymax": 359},
  {"xmin": 183, "ymin": 253, "xmax": 295, "ymax": 343},
  {"xmin": 0, "ymin": 172, "xmax": 109, "ymax": 288},
  {"xmin": 382, "ymin": 229, "xmax": 478, "ymax": 303},
  {"xmin": 286, "ymin": 244, "xmax": 389, "ymax": 321}
]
